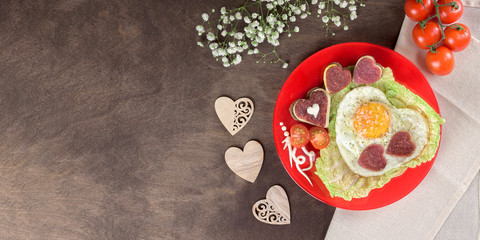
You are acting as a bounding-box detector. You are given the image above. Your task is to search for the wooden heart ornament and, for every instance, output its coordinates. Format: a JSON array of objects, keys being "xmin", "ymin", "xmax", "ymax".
[
  {"xmin": 252, "ymin": 185, "xmax": 291, "ymax": 225},
  {"xmin": 215, "ymin": 96, "xmax": 254, "ymax": 136},
  {"xmin": 225, "ymin": 140, "xmax": 263, "ymax": 183}
]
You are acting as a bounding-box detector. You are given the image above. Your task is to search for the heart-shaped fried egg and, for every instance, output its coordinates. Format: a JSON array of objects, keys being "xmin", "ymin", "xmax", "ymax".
[{"xmin": 335, "ymin": 86, "xmax": 429, "ymax": 177}]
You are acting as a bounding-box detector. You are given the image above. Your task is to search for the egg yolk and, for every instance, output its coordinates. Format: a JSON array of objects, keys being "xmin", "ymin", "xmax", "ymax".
[{"xmin": 354, "ymin": 102, "xmax": 390, "ymax": 138}]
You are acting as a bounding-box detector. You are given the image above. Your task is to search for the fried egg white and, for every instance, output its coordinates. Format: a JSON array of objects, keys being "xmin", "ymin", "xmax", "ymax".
[{"xmin": 335, "ymin": 86, "xmax": 429, "ymax": 177}]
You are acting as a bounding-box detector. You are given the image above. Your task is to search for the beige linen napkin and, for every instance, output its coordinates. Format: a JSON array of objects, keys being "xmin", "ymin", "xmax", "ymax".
[{"xmin": 325, "ymin": 3, "xmax": 480, "ymax": 240}]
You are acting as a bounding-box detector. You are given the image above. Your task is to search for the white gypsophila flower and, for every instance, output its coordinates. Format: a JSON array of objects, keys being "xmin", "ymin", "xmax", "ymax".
[
  {"xmin": 282, "ymin": 62, "xmax": 288, "ymax": 68},
  {"xmin": 229, "ymin": 15, "xmax": 235, "ymax": 21},
  {"xmin": 290, "ymin": 16, "xmax": 296, "ymax": 22},
  {"xmin": 220, "ymin": 7, "xmax": 226, "ymax": 14},
  {"xmin": 223, "ymin": 62, "xmax": 230, "ymax": 67},
  {"xmin": 234, "ymin": 32, "xmax": 244, "ymax": 39},
  {"xmin": 222, "ymin": 17, "xmax": 229, "ymax": 24},
  {"xmin": 257, "ymin": 25, "xmax": 263, "ymax": 31},
  {"xmin": 282, "ymin": 14, "xmax": 287, "ymax": 20},
  {"xmin": 317, "ymin": 9, "xmax": 322, "ymax": 14},
  {"xmin": 253, "ymin": 48, "xmax": 259, "ymax": 54},
  {"xmin": 349, "ymin": 5, "xmax": 357, "ymax": 11},
  {"xmin": 196, "ymin": 25, "xmax": 204, "ymax": 35},
  {"xmin": 334, "ymin": 0, "xmax": 340, "ymax": 5},
  {"xmin": 252, "ymin": 13, "xmax": 258, "ymax": 19},
  {"xmin": 334, "ymin": 19, "xmax": 341, "ymax": 27},
  {"xmin": 294, "ymin": 8, "xmax": 301, "ymax": 15},
  {"xmin": 344, "ymin": 25, "xmax": 349, "ymax": 30},
  {"xmin": 350, "ymin": 11, "xmax": 357, "ymax": 20},
  {"xmin": 221, "ymin": 30, "xmax": 227, "ymax": 37},
  {"xmin": 218, "ymin": 48, "xmax": 226, "ymax": 56},
  {"xmin": 202, "ymin": 13, "xmax": 209, "ymax": 21},
  {"xmin": 209, "ymin": 42, "xmax": 218, "ymax": 50},
  {"xmin": 311, "ymin": 0, "xmax": 318, "ymax": 4},
  {"xmin": 228, "ymin": 41, "xmax": 235, "ymax": 47},
  {"xmin": 322, "ymin": 16, "xmax": 329, "ymax": 23},
  {"xmin": 222, "ymin": 56, "xmax": 228, "ymax": 63},
  {"xmin": 277, "ymin": 26, "xmax": 284, "ymax": 33},
  {"xmin": 266, "ymin": 14, "xmax": 275, "ymax": 24},
  {"xmin": 278, "ymin": 0, "xmax": 284, "ymax": 4},
  {"xmin": 300, "ymin": 4, "xmax": 306, "ymax": 11},
  {"xmin": 288, "ymin": 33, "xmax": 292, "ymax": 37},
  {"xmin": 248, "ymin": 49, "xmax": 254, "ymax": 55},
  {"xmin": 197, "ymin": 41, "xmax": 204, "ymax": 47},
  {"xmin": 227, "ymin": 47, "xmax": 235, "ymax": 54},
  {"xmin": 300, "ymin": 13, "xmax": 307, "ymax": 19},
  {"xmin": 266, "ymin": 3, "xmax": 274, "ymax": 9},
  {"xmin": 271, "ymin": 39, "xmax": 279, "ymax": 46},
  {"xmin": 252, "ymin": 40, "xmax": 259, "ymax": 47},
  {"xmin": 349, "ymin": 0, "xmax": 355, "ymax": 4},
  {"xmin": 251, "ymin": 20, "xmax": 260, "ymax": 28},
  {"xmin": 233, "ymin": 54, "xmax": 242, "ymax": 65},
  {"xmin": 235, "ymin": 12, "xmax": 242, "ymax": 20},
  {"xmin": 206, "ymin": 32, "xmax": 215, "ymax": 41},
  {"xmin": 340, "ymin": 1, "xmax": 348, "ymax": 8},
  {"xmin": 217, "ymin": 24, "xmax": 223, "ymax": 30},
  {"xmin": 294, "ymin": 26, "xmax": 299, "ymax": 32},
  {"xmin": 319, "ymin": 2, "xmax": 326, "ymax": 9},
  {"xmin": 271, "ymin": 31, "xmax": 280, "ymax": 39},
  {"xmin": 212, "ymin": 49, "xmax": 219, "ymax": 57},
  {"xmin": 244, "ymin": 16, "xmax": 251, "ymax": 23}
]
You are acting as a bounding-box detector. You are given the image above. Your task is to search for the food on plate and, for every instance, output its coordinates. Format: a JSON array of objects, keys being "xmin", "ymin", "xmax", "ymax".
[
  {"xmin": 335, "ymin": 86, "xmax": 429, "ymax": 177},
  {"xmin": 289, "ymin": 124, "xmax": 310, "ymax": 148},
  {"xmin": 324, "ymin": 63, "xmax": 352, "ymax": 94},
  {"xmin": 314, "ymin": 58, "xmax": 444, "ymax": 200},
  {"xmin": 290, "ymin": 88, "xmax": 331, "ymax": 127},
  {"xmin": 426, "ymin": 46, "xmax": 454, "ymax": 76},
  {"xmin": 309, "ymin": 126, "xmax": 330, "ymax": 150},
  {"xmin": 352, "ymin": 56, "xmax": 383, "ymax": 84}
]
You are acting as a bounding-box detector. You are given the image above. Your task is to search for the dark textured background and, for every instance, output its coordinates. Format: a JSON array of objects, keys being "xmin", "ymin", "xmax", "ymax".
[{"xmin": 0, "ymin": 0, "xmax": 405, "ymax": 239}]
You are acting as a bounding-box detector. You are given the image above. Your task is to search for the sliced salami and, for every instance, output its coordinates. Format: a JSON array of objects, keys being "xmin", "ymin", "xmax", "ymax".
[
  {"xmin": 353, "ymin": 56, "xmax": 383, "ymax": 84},
  {"xmin": 358, "ymin": 144, "xmax": 387, "ymax": 171},
  {"xmin": 323, "ymin": 63, "xmax": 351, "ymax": 94},
  {"xmin": 386, "ymin": 131, "xmax": 416, "ymax": 157},
  {"xmin": 290, "ymin": 88, "xmax": 331, "ymax": 127}
]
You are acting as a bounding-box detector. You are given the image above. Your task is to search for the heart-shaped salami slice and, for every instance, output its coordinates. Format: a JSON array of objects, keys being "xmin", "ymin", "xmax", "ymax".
[
  {"xmin": 323, "ymin": 62, "xmax": 352, "ymax": 94},
  {"xmin": 386, "ymin": 131, "xmax": 416, "ymax": 157},
  {"xmin": 289, "ymin": 88, "xmax": 330, "ymax": 127},
  {"xmin": 358, "ymin": 144, "xmax": 387, "ymax": 171},
  {"xmin": 353, "ymin": 56, "xmax": 383, "ymax": 84}
]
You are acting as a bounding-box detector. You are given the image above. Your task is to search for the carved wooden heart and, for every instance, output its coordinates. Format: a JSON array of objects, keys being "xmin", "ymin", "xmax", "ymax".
[
  {"xmin": 252, "ymin": 185, "xmax": 291, "ymax": 225},
  {"xmin": 225, "ymin": 140, "xmax": 263, "ymax": 183},
  {"xmin": 215, "ymin": 97, "xmax": 254, "ymax": 136}
]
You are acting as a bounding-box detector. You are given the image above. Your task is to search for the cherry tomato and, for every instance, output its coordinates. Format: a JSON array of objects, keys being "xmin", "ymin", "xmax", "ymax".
[
  {"xmin": 309, "ymin": 127, "xmax": 330, "ymax": 150},
  {"xmin": 438, "ymin": 0, "xmax": 464, "ymax": 24},
  {"xmin": 404, "ymin": 0, "xmax": 434, "ymax": 21},
  {"xmin": 290, "ymin": 124, "xmax": 310, "ymax": 148},
  {"xmin": 412, "ymin": 21, "xmax": 442, "ymax": 49},
  {"xmin": 444, "ymin": 23, "xmax": 471, "ymax": 52},
  {"xmin": 426, "ymin": 46, "xmax": 455, "ymax": 76}
]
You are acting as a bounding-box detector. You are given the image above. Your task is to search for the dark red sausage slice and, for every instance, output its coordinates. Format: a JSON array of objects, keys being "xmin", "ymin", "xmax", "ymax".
[
  {"xmin": 324, "ymin": 63, "xmax": 351, "ymax": 94},
  {"xmin": 353, "ymin": 56, "xmax": 383, "ymax": 84},
  {"xmin": 386, "ymin": 131, "xmax": 416, "ymax": 157},
  {"xmin": 290, "ymin": 88, "xmax": 330, "ymax": 127},
  {"xmin": 358, "ymin": 144, "xmax": 387, "ymax": 171}
]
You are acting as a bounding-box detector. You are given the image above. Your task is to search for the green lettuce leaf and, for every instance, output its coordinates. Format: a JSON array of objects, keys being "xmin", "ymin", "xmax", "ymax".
[{"xmin": 315, "ymin": 67, "xmax": 444, "ymax": 201}]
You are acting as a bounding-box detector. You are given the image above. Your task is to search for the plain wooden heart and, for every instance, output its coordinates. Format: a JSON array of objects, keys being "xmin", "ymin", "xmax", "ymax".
[
  {"xmin": 215, "ymin": 96, "xmax": 254, "ymax": 136},
  {"xmin": 252, "ymin": 185, "xmax": 291, "ymax": 225},
  {"xmin": 225, "ymin": 140, "xmax": 263, "ymax": 183}
]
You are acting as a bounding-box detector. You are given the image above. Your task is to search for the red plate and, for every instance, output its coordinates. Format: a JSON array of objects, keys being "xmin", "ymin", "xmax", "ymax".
[{"xmin": 273, "ymin": 42, "xmax": 441, "ymax": 210}]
